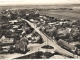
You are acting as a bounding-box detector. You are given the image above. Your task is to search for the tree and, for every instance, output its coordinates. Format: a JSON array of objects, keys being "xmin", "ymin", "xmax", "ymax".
[{"xmin": 15, "ymin": 40, "xmax": 28, "ymax": 53}]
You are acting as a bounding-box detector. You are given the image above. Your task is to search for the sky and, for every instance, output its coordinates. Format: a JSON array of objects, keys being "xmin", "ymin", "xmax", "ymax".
[{"xmin": 0, "ymin": 0, "xmax": 80, "ymax": 5}]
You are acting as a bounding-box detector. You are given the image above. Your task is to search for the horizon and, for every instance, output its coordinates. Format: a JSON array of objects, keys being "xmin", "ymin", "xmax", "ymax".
[
  {"xmin": 0, "ymin": 0, "xmax": 80, "ymax": 6},
  {"xmin": 0, "ymin": 3, "xmax": 80, "ymax": 7}
]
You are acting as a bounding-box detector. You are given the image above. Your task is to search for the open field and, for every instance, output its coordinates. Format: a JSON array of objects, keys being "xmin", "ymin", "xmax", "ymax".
[{"xmin": 39, "ymin": 9, "xmax": 80, "ymax": 20}]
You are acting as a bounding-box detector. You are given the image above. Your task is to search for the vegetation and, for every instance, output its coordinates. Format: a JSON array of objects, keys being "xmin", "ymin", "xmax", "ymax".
[
  {"xmin": 41, "ymin": 45, "xmax": 54, "ymax": 49},
  {"xmin": 15, "ymin": 51, "xmax": 54, "ymax": 59}
]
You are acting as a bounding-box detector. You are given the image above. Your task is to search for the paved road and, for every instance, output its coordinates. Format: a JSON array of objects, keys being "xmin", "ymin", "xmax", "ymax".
[
  {"xmin": 24, "ymin": 19, "xmax": 80, "ymax": 58},
  {"xmin": 2, "ymin": 44, "xmax": 44, "ymax": 59}
]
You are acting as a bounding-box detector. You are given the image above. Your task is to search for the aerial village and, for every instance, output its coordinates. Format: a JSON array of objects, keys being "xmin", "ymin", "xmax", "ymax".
[{"xmin": 0, "ymin": 9, "xmax": 80, "ymax": 59}]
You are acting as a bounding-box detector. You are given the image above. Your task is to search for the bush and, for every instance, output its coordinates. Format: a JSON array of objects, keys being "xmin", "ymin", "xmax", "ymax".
[
  {"xmin": 15, "ymin": 51, "xmax": 54, "ymax": 59},
  {"xmin": 36, "ymin": 36, "xmax": 44, "ymax": 44},
  {"xmin": 15, "ymin": 40, "xmax": 28, "ymax": 54},
  {"xmin": 75, "ymin": 44, "xmax": 80, "ymax": 49},
  {"xmin": 41, "ymin": 45, "xmax": 54, "ymax": 49}
]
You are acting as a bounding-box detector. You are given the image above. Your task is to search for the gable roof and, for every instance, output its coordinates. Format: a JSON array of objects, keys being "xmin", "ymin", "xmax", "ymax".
[
  {"xmin": 0, "ymin": 35, "xmax": 6, "ymax": 39},
  {"xmin": 58, "ymin": 39, "xmax": 75, "ymax": 50}
]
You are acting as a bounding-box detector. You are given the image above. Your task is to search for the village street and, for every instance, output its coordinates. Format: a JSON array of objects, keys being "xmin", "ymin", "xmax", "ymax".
[
  {"xmin": 24, "ymin": 19, "xmax": 80, "ymax": 58},
  {"xmin": 0, "ymin": 19, "xmax": 80, "ymax": 59}
]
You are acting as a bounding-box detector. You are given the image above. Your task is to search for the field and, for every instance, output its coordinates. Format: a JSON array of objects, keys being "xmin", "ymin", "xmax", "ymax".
[
  {"xmin": 38, "ymin": 9, "xmax": 80, "ymax": 20},
  {"xmin": 0, "ymin": 4, "xmax": 80, "ymax": 21}
]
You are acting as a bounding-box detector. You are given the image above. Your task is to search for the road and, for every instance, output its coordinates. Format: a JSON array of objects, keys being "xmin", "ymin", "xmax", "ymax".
[
  {"xmin": 0, "ymin": 44, "xmax": 44, "ymax": 59},
  {"xmin": 24, "ymin": 19, "xmax": 80, "ymax": 58}
]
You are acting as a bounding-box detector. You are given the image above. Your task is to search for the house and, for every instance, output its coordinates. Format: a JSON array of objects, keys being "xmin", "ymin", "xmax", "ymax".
[
  {"xmin": 0, "ymin": 35, "xmax": 14, "ymax": 43},
  {"xmin": 43, "ymin": 15, "xmax": 48, "ymax": 20},
  {"xmin": 40, "ymin": 19, "xmax": 44, "ymax": 22},
  {"xmin": 26, "ymin": 34, "xmax": 32, "ymax": 38},
  {"xmin": 31, "ymin": 35, "xmax": 41, "ymax": 43},
  {"xmin": 57, "ymin": 28, "xmax": 71, "ymax": 36},
  {"xmin": 13, "ymin": 25, "xmax": 20, "ymax": 29},
  {"xmin": 26, "ymin": 14, "xmax": 29, "ymax": 16},
  {"xmin": 40, "ymin": 26, "xmax": 46, "ymax": 32},
  {"xmin": 46, "ymin": 27, "xmax": 56, "ymax": 33},
  {"xmin": 9, "ymin": 20, "xmax": 18, "ymax": 24},
  {"xmin": 10, "ymin": 29, "xmax": 15, "ymax": 32},
  {"xmin": 39, "ymin": 15, "xmax": 43, "ymax": 18},
  {"xmin": 56, "ymin": 28, "xmax": 70, "ymax": 40},
  {"xmin": 58, "ymin": 39, "xmax": 76, "ymax": 52},
  {"xmin": 48, "ymin": 22, "xmax": 56, "ymax": 25},
  {"xmin": 2, "ymin": 46, "xmax": 10, "ymax": 52},
  {"xmin": 45, "ymin": 27, "xmax": 57, "ymax": 37}
]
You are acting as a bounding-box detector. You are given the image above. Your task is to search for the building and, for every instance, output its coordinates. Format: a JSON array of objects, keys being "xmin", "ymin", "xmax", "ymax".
[
  {"xmin": 13, "ymin": 25, "xmax": 20, "ymax": 29},
  {"xmin": 58, "ymin": 39, "xmax": 76, "ymax": 52},
  {"xmin": 0, "ymin": 35, "xmax": 14, "ymax": 43}
]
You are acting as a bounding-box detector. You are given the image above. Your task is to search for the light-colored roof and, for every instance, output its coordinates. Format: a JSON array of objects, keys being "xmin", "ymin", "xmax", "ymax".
[
  {"xmin": 1, "ymin": 35, "xmax": 6, "ymax": 40},
  {"xmin": 48, "ymin": 22, "xmax": 56, "ymax": 25},
  {"xmin": 9, "ymin": 20, "xmax": 18, "ymax": 22},
  {"xmin": 57, "ymin": 28, "xmax": 71, "ymax": 35},
  {"xmin": 13, "ymin": 25, "xmax": 19, "ymax": 28}
]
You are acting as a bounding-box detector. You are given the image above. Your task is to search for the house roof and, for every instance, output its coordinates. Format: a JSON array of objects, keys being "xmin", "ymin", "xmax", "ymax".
[
  {"xmin": 58, "ymin": 39, "xmax": 75, "ymax": 50},
  {"xmin": 13, "ymin": 25, "xmax": 20, "ymax": 28},
  {"xmin": 57, "ymin": 28, "xmax": 71, "ymax": 35},
  {"xmin": 0, "ymin": 35, "xmax": 6, "ymax": 39},
  {"xmin": 9, "ymin": 20, "xmax": 18, "ymax": 23}
]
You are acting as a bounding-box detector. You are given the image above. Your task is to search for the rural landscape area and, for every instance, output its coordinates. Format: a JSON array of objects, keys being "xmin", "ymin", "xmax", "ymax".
[{"xmin": 0, "ymin": 4, "xmax": 80, "ymax": 59}]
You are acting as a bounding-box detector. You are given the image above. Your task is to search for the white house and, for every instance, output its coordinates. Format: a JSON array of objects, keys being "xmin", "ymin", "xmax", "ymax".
[{"xmin": 0, "ymin": 35, "xmax": 14, "ymax": 43}]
